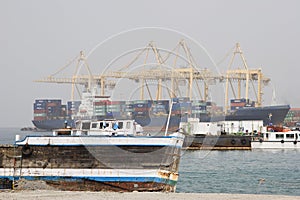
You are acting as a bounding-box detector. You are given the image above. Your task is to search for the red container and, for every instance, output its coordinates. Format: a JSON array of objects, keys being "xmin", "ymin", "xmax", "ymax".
[
  {"xmin": 93, "ymin": 101, "xmax": 106, "ymax": 106},
  {"xmin": 134, "ymin": 107, "xmax": 151, "ymax": 112},
  {"xmin": 34, "ymin": 109, "xmax": 47, "ymax": 114},
  {"xmin": 46, "ymin": 102, "xmax": 61, "ymax": 107},
  {"xmin": 171, "ymin": 110, "xmax": 182, "ymax": 115},
  {"xmin": 33, "ymin": 116, "xmax": 47, "ymax": 121},
  {"xmin": 111, "ymin": 101, "xmax": 121, "ymax": 105},
  {"xmin": 230, "ymin": 102, "xmax": 246, "ymax": 107}
]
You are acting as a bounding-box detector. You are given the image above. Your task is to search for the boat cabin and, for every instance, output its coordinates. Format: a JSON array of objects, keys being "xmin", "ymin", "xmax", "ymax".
[
  {"xmin": 261, "ymin": 126, "xmax": 300, "ymax": 142},
  {"xmin": 53, "ymin": 119, "xmax": 143, "ymax": 136}
]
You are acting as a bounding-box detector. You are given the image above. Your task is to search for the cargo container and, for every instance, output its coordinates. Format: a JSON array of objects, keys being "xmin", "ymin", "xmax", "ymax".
[
  {"xmin": 33, "ymin": 116, "xmax": 47, "ymax": 121},
  {"xmin": 67, "ymin": 101, "xmax": 81, "ymax": 110},
  {"xmin": 230, "ymin": 98, "xmax": 247, "ymax": 103}
]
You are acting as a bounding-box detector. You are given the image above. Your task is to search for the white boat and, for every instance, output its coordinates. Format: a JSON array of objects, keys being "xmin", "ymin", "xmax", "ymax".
[
  {"xmin": 0, "ymin": 119, "xmax": 184, "ymax": 192},
  {"xmin": 251, "ymin": 126, "xmax": 300, "ymax": 149}
]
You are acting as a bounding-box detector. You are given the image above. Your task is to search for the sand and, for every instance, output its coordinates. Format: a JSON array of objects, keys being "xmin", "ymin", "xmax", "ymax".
[{"xmin": 0, "ymin": 191, "xmax": 299, "ymax": 200}]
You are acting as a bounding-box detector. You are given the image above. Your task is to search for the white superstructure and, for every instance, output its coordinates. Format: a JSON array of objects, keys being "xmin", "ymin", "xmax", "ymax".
[{"xmin": 252, "ymin": 126, "xmax": 300, "ymax": 149}]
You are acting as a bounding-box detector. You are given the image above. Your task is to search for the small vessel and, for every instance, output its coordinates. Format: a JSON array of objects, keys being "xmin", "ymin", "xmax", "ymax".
[
  {"xmin": 180, "ymin": 118, "xmax": 253, "ymax": 150},
  {"xmin": 0, "ymin": 119, "xmax": 184, "ymax": 192},
  {"xmin": 20, "ymin": 127, "xmax": 38, "ymax": 131},
  {"xmin": 251, "ymin": 126, "xmax": 300, "ymax": 149}
]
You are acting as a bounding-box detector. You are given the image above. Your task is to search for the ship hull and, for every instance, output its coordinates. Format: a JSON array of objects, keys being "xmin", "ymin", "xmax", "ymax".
[
  {"xmin": 0, "ymin": 168, "xmax": 177, "ymax": 192},
  {"xmin": 0, "ymin": 135, "xmax": 183, "ymax": 191},
  {"xmin": 32, "ymin": 119, "xmax": 75, "ymax": 130},
  {"xmin": 32, "ymin": 105, "xmax": 290, "ymax": 131},
  {"xmin": 252, "ymin": 140, "xmax": 300, "ymax": 149},
  {"xmin": 183, "ymin": 135, "xmax": 252, "ymax": 150},
  {"xmin": 225, "ymin": 105, "xmax": 290, "ymax": 125}
]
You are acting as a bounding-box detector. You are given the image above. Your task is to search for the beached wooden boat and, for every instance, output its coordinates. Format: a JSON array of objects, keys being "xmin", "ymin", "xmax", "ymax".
[{"xmin": 0, "ymin": 119, "xmax": 184, "ymax": 192}]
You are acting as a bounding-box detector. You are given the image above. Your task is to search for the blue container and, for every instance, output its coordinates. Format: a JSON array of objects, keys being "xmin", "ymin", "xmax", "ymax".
[
  {"xmin": 134, "ymin": 103, "xmax": 152, "ymax": 108},
  {"xmin": 48, "ymin": 99, "xmax": 62, "ymax": 104},
  {"xmin": 35, "ymin": 99, "xmax": 48, "ymax": 104},
  {"xmin": 133, "ymin": 111, "xmax": 150, "ymax": 116},
  {"xmin": 34, "ymin": 103, "xmax": 47, "ymax": 110},
  {"xmin": 192, "ymin": 105, "xmax": 207, "ymax": 110},
  {"xmin": 231, "ymin": 106, "xmax": 241, "ymax": 110},
  {"xmin": 111, "ymin": 112, "xmax": 121, "ymax": 117},
  {"xmin": 67, "ymin": 101, "xmax": 81, "ymax": 110},
  {"xmin": 178, "ymin": 97, "xmax": 190, "ymax": 102},
  {"xmin": 154, "ymin": 100, "xmax": 169, "ymax": 105},
  {"xmin": 106, "ymin": 112, "xmax": 114, "ymax": 117},
  {"xmin": 230, "ymin": 98, "xmax": 247, "ymax": 103}
]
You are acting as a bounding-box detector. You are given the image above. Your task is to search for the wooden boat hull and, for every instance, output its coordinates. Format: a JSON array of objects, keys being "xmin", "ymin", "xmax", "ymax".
[{"xmin": 0, "ymin": 134, "xmax": 183, "ymax": 191}]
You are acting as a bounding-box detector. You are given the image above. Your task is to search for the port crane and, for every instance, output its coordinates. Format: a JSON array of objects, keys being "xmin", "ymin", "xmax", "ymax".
[
  {"xmin": 223, "ymin": 43, "xmax": 270, "ymax": 113},
  {"xmin": 35, "ymin": 41, "xmax": 270, "ymax": 111}
]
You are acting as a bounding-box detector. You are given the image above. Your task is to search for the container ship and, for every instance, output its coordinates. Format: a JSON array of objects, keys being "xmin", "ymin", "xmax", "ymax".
[{"xmin": 32, "ymin": 95, "xmax": 290, "ymax": 131}]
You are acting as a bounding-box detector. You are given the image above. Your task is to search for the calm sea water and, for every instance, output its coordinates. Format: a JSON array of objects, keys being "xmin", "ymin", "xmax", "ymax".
[{"xmin": 1, "ymin": 128, "xmax": 299, "ymax": 195}]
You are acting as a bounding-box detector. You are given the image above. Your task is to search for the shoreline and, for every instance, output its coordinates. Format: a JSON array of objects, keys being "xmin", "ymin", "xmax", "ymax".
[{"xmin": 0, "ymin": 191, "xmax": 299, "ymax": 200}]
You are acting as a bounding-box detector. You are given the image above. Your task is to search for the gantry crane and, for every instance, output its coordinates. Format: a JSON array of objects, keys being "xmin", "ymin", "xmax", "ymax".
[
  {"xmin": 35, "ymin": 40, "xmax": 220, "ymax": 101},
  {"xmin": 224, "ymin": 43, "xmax": 270, "ymax": 113},
  {"xmin": 35, "ymin": 41, "xmax": 270, "ymax": 112}
]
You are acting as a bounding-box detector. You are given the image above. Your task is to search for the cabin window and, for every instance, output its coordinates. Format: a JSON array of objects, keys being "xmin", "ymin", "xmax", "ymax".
[
  {"xmin": 275, "ymin": 134, "xmax": 284, "ymax": 139},
  {"xmin": 126, "ymin": 122, "xmax": 131, "ymax": 129},
  {"xmin": 118, "ymin": 122, "xmax": 123, "ymax": 129},
  {"xmin": 75, "ymin": 121, "xmax": 81, "ymax": 129},
  {"xmin": 113, "ymin": 123, "xmax": 119, "ymax": 130},
  {"xmin": 57, "ymin": 130, "xmax": 71, "ymax": 136},
  {"xmin": 286, "ymin": 134, "xmax": 294, "ymax": 139},
  {"xmin": 99, "ymin": 122, "xmax": 104, "ymax": 129},
  {"xmin": 82, "ymin": 122, "xmax": 90, "ymax": 130},
  {"xmin": 265, "ymin": 133, "xmax": 269, "ymax": 139},
  {"xmin": 91, "ymin": 122, "xmax": 98, "ymax": 129}
]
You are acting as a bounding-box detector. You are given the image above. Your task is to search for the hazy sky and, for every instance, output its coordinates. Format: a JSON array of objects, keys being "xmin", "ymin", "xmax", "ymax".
[{"xmin": 1, "ymin": 0, "xmax": 300, "ymax": 127}]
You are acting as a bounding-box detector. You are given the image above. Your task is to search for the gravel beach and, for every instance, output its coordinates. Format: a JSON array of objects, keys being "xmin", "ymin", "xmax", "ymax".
[{"xmin": 0, "ymin": 191, "xmax": 299, "ymax": 200}]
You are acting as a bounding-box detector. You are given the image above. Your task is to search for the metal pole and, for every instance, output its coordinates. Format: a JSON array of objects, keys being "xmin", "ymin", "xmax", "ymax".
[{"xmin": 165, "ymin": 100, "xmax": 174, "ymax": 136}]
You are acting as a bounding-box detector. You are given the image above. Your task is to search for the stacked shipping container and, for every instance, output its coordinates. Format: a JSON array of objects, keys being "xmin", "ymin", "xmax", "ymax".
[
  {"xmin": 93, "ymin": 100, "xmax": 130, "ymax": 118},
  {"xmin": 230, "ymin": 98, "xmax": 255, "ymax": 110},
  {"xmin": 191, "ymin": 100, "xmax": 206, "ymax": 115},
  {"xmin": 284, "ymin": 108, "xmax": 300, "ymax": 127},
  {"xmin": 151, "ymin": 100, "xmax": 169, "ymax": 115},
  {"xmin": 67, "ymin": 101, "xmax": 81, "ymax": 116},
  {"xmin": 34, "ymin": 97, "xmax": 262, "ymax": 125},
  {"xmin": 33, "ymin": 99, "xmax": 64, "ymax": 121},
  {"xmin": 133, "ymin": 100, "xmax": 152, "ymax": 116},
  {"xmin": 171, "ymin": 97, "xmax": 192, "ymax": 115},
  {"xmin": 106, "ymin": 101, "xmax": 126, "ymax": 118},
  {"xmin": 93, "ymin": 100, "xmax": 109, "ymax": 117}
]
